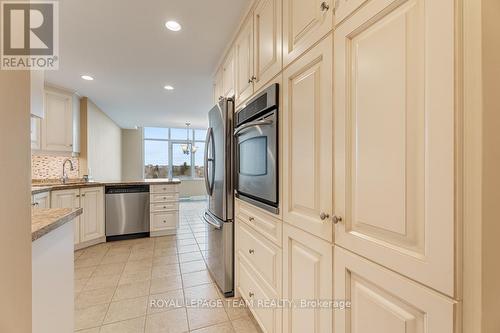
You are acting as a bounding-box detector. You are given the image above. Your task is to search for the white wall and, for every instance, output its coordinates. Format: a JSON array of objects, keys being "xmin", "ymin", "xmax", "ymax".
[
  {"xmin": 0, "ymin": 70, "xmax": 32, "ymax": 332},
  {"xmin": 122, "ymin": 128, "xmax": 144, "ymax": 181},
  {"xmin": 86, "ymin": 99, "xmax": 122, "ymax": 181}
]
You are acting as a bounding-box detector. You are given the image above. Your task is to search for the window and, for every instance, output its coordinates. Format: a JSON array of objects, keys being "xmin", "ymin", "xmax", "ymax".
[{"xmin": 144, "ymin": 127, "xmax": 206, "ymax": 179}]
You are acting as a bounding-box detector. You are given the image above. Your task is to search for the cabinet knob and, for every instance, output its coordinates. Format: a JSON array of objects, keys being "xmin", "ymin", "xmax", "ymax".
[
  {"xmin": 248, "ymin": 249, "xmax": 255, "ymax": 255},
  {"xmin": 248, "ymin": 78, "xmax": 253, "ymax": 84},
  {"xmin": 248, "ymin": 292, "xmax": 254, "ymax": 298},
  {"xmin": 319, "ymin": 212, "xmax": 330, "ymax": 220},
  {"xmin": 163, "ymin": 220, "xmax": 167, "ymax": 223},
  {"xmin": 248, "ymin": 216, "xmax": 255, "ymax": 222},
  {"xmin": 320, "ymin": 1, "xmax": 330, "ymax": 11},
  {"xmin": 332, "ymin": 215, "xmax": 343, "ymax": 224},
  {"xmin": 76, "ymin": 194, "xmax": 80, "ymax": 198},
  {"xmin": 251, "ymin": 75, "xmax": 257, "ymax": 82}
]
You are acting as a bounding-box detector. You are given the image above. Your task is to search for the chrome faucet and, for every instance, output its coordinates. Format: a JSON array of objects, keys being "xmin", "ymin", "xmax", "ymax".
[{"xmin": 61, "ymin": 158, "xmax": 74, "ymax": 184}]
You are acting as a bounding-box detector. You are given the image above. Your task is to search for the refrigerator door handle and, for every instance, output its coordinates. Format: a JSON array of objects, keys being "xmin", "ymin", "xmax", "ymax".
[
  {"xmin": 204, "ymin": 127, "xmax": 215, "ymax": 195},
  {"xmin": 203, "ymin": 212, "xmax": 222, "ymax": 229}
]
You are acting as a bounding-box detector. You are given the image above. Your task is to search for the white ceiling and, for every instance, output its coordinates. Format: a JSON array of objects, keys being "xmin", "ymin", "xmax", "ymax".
[{"xmin": 45, "ymin": 0, "xmax": 250, "ymax": 129}]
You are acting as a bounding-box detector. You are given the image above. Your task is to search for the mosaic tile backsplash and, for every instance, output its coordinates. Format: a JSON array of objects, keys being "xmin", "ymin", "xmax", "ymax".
[{"xmin": 32, "ymin": 154, "xmax": 80, "ymax": 180}]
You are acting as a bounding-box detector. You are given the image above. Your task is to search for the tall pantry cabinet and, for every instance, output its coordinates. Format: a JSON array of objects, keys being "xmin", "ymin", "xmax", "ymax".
[{"xmin": 215, "ymin": 0, "xmax": 462, "ymax": 331}]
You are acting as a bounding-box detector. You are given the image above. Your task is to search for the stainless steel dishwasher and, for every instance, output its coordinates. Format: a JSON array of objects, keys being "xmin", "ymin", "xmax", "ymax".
[{"xmin": 105, "ymin": 185, "xmax": 150, "ymax": 240}]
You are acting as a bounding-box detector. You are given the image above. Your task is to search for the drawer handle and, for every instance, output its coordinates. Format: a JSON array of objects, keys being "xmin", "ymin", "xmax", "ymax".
[
  {"xmin": 248, "ymin": 249, "xmax": 255, "ymax": 255},
  {"xmin": 248, "ymin": 292, "xmax": 254, "ymax": 298},
  {"xmin": 163, "ymin": 206, "xmax": 167, "ymax": 209},
  {"xmin": 248, "ymin": 216, "xmax": 255, "ymax": 222}
]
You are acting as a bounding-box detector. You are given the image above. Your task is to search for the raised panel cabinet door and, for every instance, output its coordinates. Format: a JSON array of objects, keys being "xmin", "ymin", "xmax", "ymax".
[
  {"xmin": 33, "ymin": 192, "xmax": 50, "ymax": 208},
  {"xmin": 253, "ymin": 0, "xmax": 282, "ymax": 91},
  {"xmin": 282, "ymin": 34, "xmax": 333, "ymax": 242},
  {"xmin": 333, "ymin": 0, "xmax": 456, "ymax": 296},
  {"xmin": 222, "ymin": 49, "xmax": 235, "ymax": 98},
  {"xmin": 213, "ymin": 67, "xmax": 223, "ymax": 104},
  {"xmin": 31, "ymin": 117, "xmax": 41, "ymax": 150},
  {"xmin": 334, "ymin": 246, "xmax": 457, "ymax": 333},
  {"xmin": 283, "ymin": 0, "xmax": 333, "ymax": 67},
  {"xmin": 283, "ymin": 223, "xmax": 332, "ymax": 333},
  {"xmin": 80, "ymin": 187, "xmax": 105, "ymax": 242},
  {"xmin": 51, "ymin": 189, "xmax": 80, "ymax": 244},
  {"xmin": 235, "ymin": 16, "xmax": 254, "ymax": 106},
  {"xmin": 42, "ymin": 90, "xmax": 73, "ymax": 151}
]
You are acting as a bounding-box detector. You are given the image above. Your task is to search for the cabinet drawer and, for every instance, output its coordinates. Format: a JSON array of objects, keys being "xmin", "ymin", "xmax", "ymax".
[
  {"xmin": 236, "ymin": 200, "xmax": 282, "ymax": 246},
  {"xmin": 151, "ymin": 212, "xmax": 178, "ymax": 231},
  {"xmin": 151, "ymin": 202, "xmax": 179, "ymax": 212},
  {"xmin": 237, "ymin": 254, "xmax": 281, "ymax": 333},
  {"xmin": 150, "ymin": 184, "xmax": 179, "ymax": 194},
  {"xmin": 150, "ymin": 193, "xmax": 178, "ymax": 203},
  {"xmin": 237, "ymin": 221, "xmax": 281, "ymax": 293}
]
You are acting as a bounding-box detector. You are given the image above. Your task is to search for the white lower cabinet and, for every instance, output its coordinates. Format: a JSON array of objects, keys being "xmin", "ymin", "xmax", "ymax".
[
  {"xmin": 79, "ymin": 187, "xmax": 105, "ymax": 243},
  {"xmin": 32, "ymin": 191, "xmax": 51, "ymax": 208},
  {"xmin": 334, "ymin": 246, "xmax": 458, "ymax": 333},
  {"xmin": 282, "ymin": 223, "xmax": 332, "ymax": 333},
  {"xmin": 150, "ymin": 184, "xmax": 179, "ymax": 236},
  {"xmin": 51, "ymin": 187, "xmax": 105, "ymax": 248}
]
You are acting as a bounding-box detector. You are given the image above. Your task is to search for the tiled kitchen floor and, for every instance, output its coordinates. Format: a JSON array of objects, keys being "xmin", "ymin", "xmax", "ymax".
[{"xmin": 74, "ymin": 200, "xmax": 262, "ymax": 333}]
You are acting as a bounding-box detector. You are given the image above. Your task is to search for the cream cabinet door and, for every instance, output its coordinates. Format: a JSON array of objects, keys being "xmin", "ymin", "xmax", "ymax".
[
  {"xmin": 33, "ymin": 192, "xmax": 50, "ymax": 209},
  {"xmin": 51, "ymin": 189, "xmax": 80, "ymax": 245},
  {"xmin": 80, "ymin": 187, "xmax": 105, "ymax": 243},
  {"xmin": 283, "ymin": 223, "xmax": 332, "ymax": 333},
  {"xmin": 213, "ymin": 67, "xmax": 223, "ymax": 104},
  {"xmin": 333, "ymin": 0, "xmax": 456, "ymax": 296},
  {"xmin": 253, "ymin": 0, "xmax": 282, "ymax": 91},
  {"xmin": 282, "ymin": 34, "xmax": 333, "ymax": 242},
  {"xmin": 334, "ymin": 246, "xmax": 457, "ymax": 333},
  {"xmin": 42, "ymin": 89, "xmax": 73, "ymax": 152},
  {"xmin": 282, "ymin": 0, "xmax": 333, "ymax": 66},
  {"xmin": 31, "ymin": 116, "xmax": 41, "ymax": 150},
  {"xmin": 222, "ymin": 50, "xmax": 235, "ymax": 98},
  {"xmin": 235, "ymin": 16, "xmax": 254, "ymax": 106}
]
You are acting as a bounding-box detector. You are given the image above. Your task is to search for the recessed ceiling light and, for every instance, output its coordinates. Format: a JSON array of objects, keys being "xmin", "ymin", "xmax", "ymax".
[
  {"xmin": 165, "ymin": 20, "xmax": 182, "ymax": 32},
  {"xmin": 81, "ymin": 75, "xmax": 94, "ymax": 81},
  {"xmin": 164, "ymin": 85, "xmax": 174, "ymax": 90}
]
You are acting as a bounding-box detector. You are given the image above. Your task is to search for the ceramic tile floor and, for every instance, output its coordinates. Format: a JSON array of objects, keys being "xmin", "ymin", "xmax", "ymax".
[{"xmin": 74, "ymin": 200, "xmax": 262, "ymax": 333}]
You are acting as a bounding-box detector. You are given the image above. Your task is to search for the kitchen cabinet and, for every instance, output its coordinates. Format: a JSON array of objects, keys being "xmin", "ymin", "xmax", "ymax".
[
  {"xmin": 79, "ymin": 187, "xmax": 105, "ymax": 243},
  {"xmin": 334, "ymin": 246, "xmax": 458, "ymax": 333},
  {"xmin": 282, "ymin": 0, "xmax": 333, "ymax": 66},
  {"xmin": 30, "ymin": 70, "xmax": 45, "ymax": 118},
  {"xmin": 51, "ymin": 189, "xmax": 81, "ymax": 245},
  {"xmin": 222, "ymin": 50, "xmax": 235, "ymax": 98},
  {"xmin": 333, "ymin": 0, "xmax": 456, "ymax": 296},
  {"xmin": 51, "ymin": 187, "xmax": 105, "ymax": 247},
  {"xmin": 213, "ymin": 67, "xmax": 223, "ymax": 104},
  {"xmin": 282, "ymin": 34, "xmax": 333, "ymax": 242},
  {"xmin": 282, "ymin": 223, "xmax": 332, "ymax": 333},
  {"xmin": 30, "ymin": 116, "xmax": 41, "ymax": 150},
  {"xmin": 150, "ymin": 184, "xmax": 180, "ymax": 236},
  {"xmin": 42, "ymin": 88, "xmax": 73, "ymax": 152},
  {"xmin": 32, "ymin": 191, "xmax": 50, "ymax": 209},
  {"xmin": 234, "ymin": 16, "xmax": 254, "ymax": 106},
  {"xmin": 252, "ymin": 0, "xmax": 282, "ymax": 91}
]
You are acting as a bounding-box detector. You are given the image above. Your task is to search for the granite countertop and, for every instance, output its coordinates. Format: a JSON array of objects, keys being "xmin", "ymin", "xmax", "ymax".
[
  {"xmin": 32, "ymin": 208, "xmax": 83, "ymax": 241},
  {"xmin": 31, "ymin": 179, "xmax": 181, "ymax": 194}
]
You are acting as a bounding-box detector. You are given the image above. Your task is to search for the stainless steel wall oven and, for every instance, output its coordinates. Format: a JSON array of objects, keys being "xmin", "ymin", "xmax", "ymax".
[{"xmin": 234, "ymin": 83, "xmax": 279, "ymax": 214}]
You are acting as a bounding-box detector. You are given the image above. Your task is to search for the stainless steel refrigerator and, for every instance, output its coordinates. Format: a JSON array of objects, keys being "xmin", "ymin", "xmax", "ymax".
[{"xmin": 202, "ymin": 97, "xmax": 234, "ymax": 297}]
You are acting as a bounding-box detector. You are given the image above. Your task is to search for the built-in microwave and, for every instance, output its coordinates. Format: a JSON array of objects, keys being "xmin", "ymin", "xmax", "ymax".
[{"xmin": 234, "ymin": 83, "xmax": 279, "ymax": 214}]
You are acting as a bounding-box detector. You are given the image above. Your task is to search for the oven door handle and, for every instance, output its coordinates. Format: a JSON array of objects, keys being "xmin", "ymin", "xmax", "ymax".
[
  {"xmin": 203, "ymin": 212, "xmax": 222, "ymax": 230},
  {"xmin": 234, "ymin": 119, "xmax": 274, "ymax": 136}
]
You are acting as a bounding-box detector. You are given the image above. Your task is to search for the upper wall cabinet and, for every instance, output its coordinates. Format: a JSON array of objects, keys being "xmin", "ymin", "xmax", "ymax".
[
  {"xmin": 213, "ymin": 67, "xmax": 223, "ymax": 104},
  {"xmin": 283, "ymin": 0, "xmax": 333, "ymax": 67},
  {"xmin": 333, "ymin": 0, "xmax": 456, "ymax": 296},
  {"xmin": 282, "ymin": 34, "xmax": 333, "ymax": 242},
  {"xmin": 30, "ymin": 70, "xmax": 45, "ymax": 118},
  {"xmin": 253, "ymin": 0, "xmax": 282, "ymax": 91},
  {"xmin": 42, "ymin": 88, "xmax": 74, "ymax": 152},
  {"xmin": 234, "ymin": 16, "xmax": 254, "ymax": 106},
  {"xmin": 222, "ymin": 49, "xmax": 235, "ymax": 98}
]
